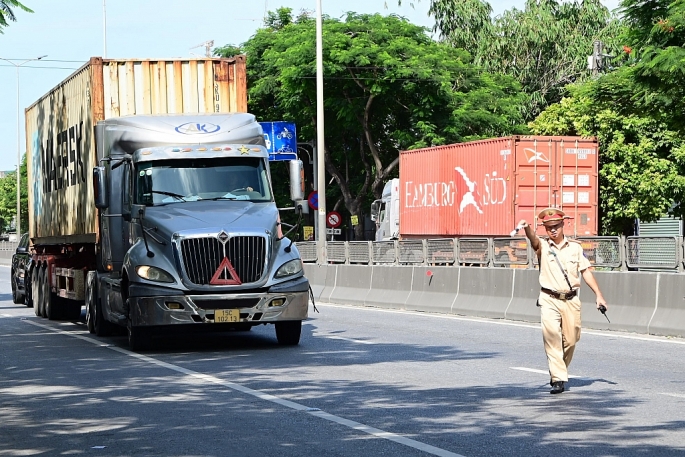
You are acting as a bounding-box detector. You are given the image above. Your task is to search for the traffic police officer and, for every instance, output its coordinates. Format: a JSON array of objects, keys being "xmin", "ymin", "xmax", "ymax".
[{"xmin": 518, "ymin": 208, "xmax": 607, "ymax": 394}]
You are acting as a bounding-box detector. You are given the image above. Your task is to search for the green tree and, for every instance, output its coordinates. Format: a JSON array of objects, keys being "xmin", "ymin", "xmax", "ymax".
[
  {"xmin": 0, "ymin": 153, "xmax": 28, "ymax": 233},
  {"xmin": 426, "ymin": 0, "xmax": 622, "ymax": 120},
  {"xmin": 216, "ymin": 9, "xmax": 526, "ymax": 239},
  {"xmin": 0, "ymin": 0, "xmax": 32, "ymax": 33},
  {"xmin": 619, "ymin": 0, "xmax": 685, "ymax": 132},
  {"xmin": 530, "ymin": 74, "xmax": 685, "ymax": 235}
]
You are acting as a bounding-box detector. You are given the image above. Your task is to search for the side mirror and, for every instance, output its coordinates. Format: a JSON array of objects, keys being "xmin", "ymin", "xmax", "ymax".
[
  {"xmin": 289, "ymin": 159, "xmax": 304, "ymax": 201},
  {"xmin": 370, "ymin": 200, "xmax": 381, "ymax": 222},
  {"xmin": 15, "ymin": 246, "xmax": 28, "ymax": 254},
  {"xmin": 93, "ymin": 166, "xmax": 109, "ymax": 209}
]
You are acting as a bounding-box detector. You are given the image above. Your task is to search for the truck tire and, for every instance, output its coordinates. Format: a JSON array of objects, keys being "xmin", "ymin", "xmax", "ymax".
[
  {"xmin": 46, "ymin": 292, "xmax": 62, "ymax": 321},
  {"xmin": 92, "ymin": 287, "xmax": 114, "ymax": 337},
  {"xmin": 275, "ymin": 320, "xmax": 302, "ymax": 345},
  {"xmin": 38, "ymin": 267, "xmax": 49, "ymax": 318},
  {"xmin": 32, "ymin": 268, "xmax": 41, "ymax": 317},
  {"xmin": 85, "ymin": 279, "xmax": 97, "ymax": 334},
  {"xmin": 128, "ymin": 324, "xmax": 151, "ymax": 351}
]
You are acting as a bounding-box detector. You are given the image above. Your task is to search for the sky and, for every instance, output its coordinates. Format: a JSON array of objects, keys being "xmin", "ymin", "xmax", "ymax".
[{"xmin": 0, "ymin": 0, "xmax": 619, "ymax": 172}]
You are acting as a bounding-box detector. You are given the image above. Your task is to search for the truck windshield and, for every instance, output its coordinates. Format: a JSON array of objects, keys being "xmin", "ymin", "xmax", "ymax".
[{"xmin": 134, "ymin": 157, "xmax": 272, "ymax": 206}]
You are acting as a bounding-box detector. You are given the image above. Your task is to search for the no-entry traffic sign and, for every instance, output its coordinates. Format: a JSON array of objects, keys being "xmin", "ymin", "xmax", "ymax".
[{"xmin": 327, "ymin": 211, "xmax": 342, "ymax": 228}]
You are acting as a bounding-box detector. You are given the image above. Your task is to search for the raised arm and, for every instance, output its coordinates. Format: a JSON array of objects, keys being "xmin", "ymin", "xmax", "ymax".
[{"xmin": 519, "ymin": 219, "xmax": 541, "ymax": 256}]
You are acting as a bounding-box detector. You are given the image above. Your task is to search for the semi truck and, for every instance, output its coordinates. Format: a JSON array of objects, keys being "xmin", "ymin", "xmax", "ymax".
[
  {"xmin": 372, "ymin": 136, "xmax": 599, "ymax": 240},
  {"xmin": 24, "ymin": 57, "xmax": 309, "ymax": 349}
]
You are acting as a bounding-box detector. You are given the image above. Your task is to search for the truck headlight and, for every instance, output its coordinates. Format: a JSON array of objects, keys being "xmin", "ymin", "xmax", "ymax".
[
  {"xmin": 136, "ymin": 265, "xmax": 175, "ymax": 283},
  {"xmin": 274, "ymin": 259, "xmax": 302, "ymax": 279}
]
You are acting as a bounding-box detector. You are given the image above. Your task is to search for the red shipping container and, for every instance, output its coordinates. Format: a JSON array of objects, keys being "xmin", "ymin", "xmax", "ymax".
[{"xmin": 399, "ymin": 136, "xmax": 598, "ymax": 238}]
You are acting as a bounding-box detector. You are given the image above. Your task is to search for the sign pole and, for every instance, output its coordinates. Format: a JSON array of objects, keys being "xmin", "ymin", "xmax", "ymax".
[{"xmin": 313, "ymin": 140, "xmax": 318, "ymax": 243}]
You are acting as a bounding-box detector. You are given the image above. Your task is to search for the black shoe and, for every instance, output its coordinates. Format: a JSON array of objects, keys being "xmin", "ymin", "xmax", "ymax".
[{"xmin": 550, "ymin": 381, "xmax": 565, "ymax": 394}]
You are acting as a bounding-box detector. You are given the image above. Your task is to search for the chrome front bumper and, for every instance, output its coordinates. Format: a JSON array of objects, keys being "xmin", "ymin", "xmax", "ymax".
[{"xmin": 128, "ymin": 278, "xmax": 309, "ymax": 327}]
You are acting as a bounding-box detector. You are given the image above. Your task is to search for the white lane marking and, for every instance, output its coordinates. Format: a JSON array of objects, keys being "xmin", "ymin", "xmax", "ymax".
[
  {"xmin": 510, "ymin": 367, "xmax": 581, "ymax": 379},
  {"xmin": 313, "ymin": 332, "xmax": 377, "ymax": 345},
  {"xmin": 659, "ymin": 393, "xmax": 685, "ymax": 399},
  {"xmin": 321, "ymin": 303, "xmax": 685, "ymax": 345},
  {"xmin": 25, "ymin": 320, "xmax": 466, "ymax": 457}
]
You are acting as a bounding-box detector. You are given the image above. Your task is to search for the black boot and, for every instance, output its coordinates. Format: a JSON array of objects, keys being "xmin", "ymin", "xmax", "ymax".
[{"xmin": 550, "ymin": 381, "xmax": 565, "ymax": 394}]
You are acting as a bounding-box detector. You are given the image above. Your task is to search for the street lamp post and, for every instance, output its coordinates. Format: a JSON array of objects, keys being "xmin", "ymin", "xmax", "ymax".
[
  {"xmin": 315, "ymin": 0, "xmax": 327, "ymax": 264},
  {"xmin": 0, "ymin": 55, "xmax": 47, "ymax": 238}
]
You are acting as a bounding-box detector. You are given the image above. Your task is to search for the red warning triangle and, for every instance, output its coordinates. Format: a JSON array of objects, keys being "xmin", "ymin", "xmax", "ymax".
[{"xmin": 210, "ymin": 257, "xmax": 242, "ymax": 285}]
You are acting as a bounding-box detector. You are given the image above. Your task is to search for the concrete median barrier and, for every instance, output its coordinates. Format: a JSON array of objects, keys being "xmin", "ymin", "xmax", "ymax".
[
  {"xmin": 317, "ymin": 264, "xmax": 339, "ymax": 303},
  {"xmin": 580, "ymin": 271, "xmax": 657, "ymax": 334},
  {"xmin": 303, "ymin": 264, "xmax": 328, "ymax": 302},
  {"xmin": 328, "ymin": 265, "xmax": 372, "ymax": 306},
  {"xmin": 405, "ymin": 266, "xmax": 459, "ymax": 314},
  {"xmin": 365, "ymin": 265, "xmax": 414, "ymax": 309},
  {"xmin": 648, "ymin": 273, "xmax": 685, "ymax": 338},
  {"xmin": 504, "ymin": 269, "xmax": 542, "ymax": 323},
  {"xmin": 452, "ymin": 268, "xmax": 513, "ymax": 319},
  {"xmin": 305, "ymin": 262, "xmax": 685, "ymax": 339}
]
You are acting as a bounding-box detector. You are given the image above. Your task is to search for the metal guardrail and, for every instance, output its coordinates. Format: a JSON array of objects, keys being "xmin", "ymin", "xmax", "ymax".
[
  {"xmin": 0, "ymin": 241, "xmax": 19, "ymax": 252},
  {"xmin": 295, "ymin": 236, "xmax": 685, "ymax": 272}
]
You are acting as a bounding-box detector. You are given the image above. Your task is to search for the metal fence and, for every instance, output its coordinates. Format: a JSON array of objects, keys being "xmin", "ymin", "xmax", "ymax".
[
  {"xmin": 295, "ymin": 236, "xmax": 685, "ymax": 272},
  {"xmin": 0, "ymin": 241, "xmax": 19, "ymax": 252}
]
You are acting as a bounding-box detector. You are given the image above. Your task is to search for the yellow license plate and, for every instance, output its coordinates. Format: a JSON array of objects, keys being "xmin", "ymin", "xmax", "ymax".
[{"xmin": 214, "ymin": 309, "xmax": 240, "ymax": 323}]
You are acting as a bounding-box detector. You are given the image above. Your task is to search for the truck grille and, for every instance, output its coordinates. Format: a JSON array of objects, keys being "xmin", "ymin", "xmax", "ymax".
[{"xmin": 180, "ymin": 236, "xmax": 266, "ymax": 285}]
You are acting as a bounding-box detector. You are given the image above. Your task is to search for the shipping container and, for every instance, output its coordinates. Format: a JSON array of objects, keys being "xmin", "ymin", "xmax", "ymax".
[
  {"xmin": 25, "ymin": 56, "xmax": 247, "ymax": 244},
  {"xmin": 399, "ymin": 136, "xmax": 599, "ymax": 238}
]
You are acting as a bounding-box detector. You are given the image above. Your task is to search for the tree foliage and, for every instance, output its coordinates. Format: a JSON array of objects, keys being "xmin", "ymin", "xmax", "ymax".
[
  {"xmin": 0, "ymin": 0, "xmax": 32, "ymax": 33},
  {"xmin": 427, "ymin": 0, "xmax": 622, "ymax": 120},
  {"xmin": 0, "ymin": 154, "xmax": 28, "ymax": 233},
  {"xmin": 530, "ymin": 72, "xmax": 685, "ymax": 235},
  {"xmin": 216, "ymin": 9, "xmax": 526, "ymax": 239},
  {"xmin": 619, "ymin": 0, "xmax": 685, "ymax": 132}
]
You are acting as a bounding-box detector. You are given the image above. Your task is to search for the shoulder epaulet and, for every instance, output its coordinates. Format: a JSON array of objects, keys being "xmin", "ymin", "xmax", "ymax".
[{"xmin": 567, "ymin": 238, "xmax": 582, "ymax": 244}]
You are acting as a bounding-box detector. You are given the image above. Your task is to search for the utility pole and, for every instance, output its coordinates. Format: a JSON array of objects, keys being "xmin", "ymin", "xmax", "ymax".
[
  {"xmin": 588, "ymin": 40, "xmax": 614, "ymax": 76},
  {"xmin": 190, "ymin": 40, "xmax": 214, "ymax": 58},
  {"xmin": 0, "ymin": 55, "xmax": 47, "ymax": 238},
  {"xmin": 315, "ymin": 0, "xmax": 327, "ymax": 264},
  {"xmin": 103, "ymin": 0, "xmax": 107, "ymax": 58},
  {"xmin": 593, "ymin": 40, "xmax": 602, "ymax": 76}
]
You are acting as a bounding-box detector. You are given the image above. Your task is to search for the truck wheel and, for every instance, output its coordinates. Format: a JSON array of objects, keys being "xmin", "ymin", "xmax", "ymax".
[
  {"xmin": 32, "ymin": 268, "xmax": 41, "ymax": 317},
  {"xmin": 275, "ymin": 320, "xmax": 302, "ymax": 345},
  {"xmin": 39, "ymin": 267, "xmax": 49, "ymax": 318},
  {"xmin": 11, "ymin": 275, "xmax": 24, "ymax": 304},
  {"xmin": 128, "ymin": 324, "xmax": 151, "ymax": 351},
  {"xmin": 93, "ymin": 288, "xmax": 114, "ymax": 337},
  {"xmin": 46, "ymin": 293, "xmax": 62, "ymax": 321},
  {"xmin": 85, "ymin": 280, "xmax": 96, "ymax": 333}
]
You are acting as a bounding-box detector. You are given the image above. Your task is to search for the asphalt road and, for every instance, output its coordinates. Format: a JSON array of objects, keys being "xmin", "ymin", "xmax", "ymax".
[{"xmin": 1, "ymin": 265, "xmax": 684, "ymax": 457}]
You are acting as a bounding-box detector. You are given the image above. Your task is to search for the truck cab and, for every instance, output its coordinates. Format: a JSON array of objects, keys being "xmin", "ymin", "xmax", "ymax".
[
  {"xmin": 370, "ymin": 178, "xmax": 400, "ymax": 241},
  {"xmin": 89, "ymin": 113, "xmax": 309, "ymax": 349}
]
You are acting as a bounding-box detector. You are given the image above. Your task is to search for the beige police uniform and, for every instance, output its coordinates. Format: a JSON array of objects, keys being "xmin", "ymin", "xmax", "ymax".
[{"xmin": 538, "ymin": 236, "xmax": 591, "ymax": 383}]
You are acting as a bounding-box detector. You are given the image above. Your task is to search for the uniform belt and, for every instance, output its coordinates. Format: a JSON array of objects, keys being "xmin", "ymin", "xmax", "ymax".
[{"xmin": 541, "ymin": 287, "xmax": 577, "ymax": 300}]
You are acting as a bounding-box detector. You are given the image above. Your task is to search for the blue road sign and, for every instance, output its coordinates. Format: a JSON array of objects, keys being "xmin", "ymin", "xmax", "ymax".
[
  {"xmin": 308, "ymin": 191, "xmax": 318, "ymax": 211},
  {"xmin": 259, "ymin": 121, "xmax": 299, "ymax": 161}
]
